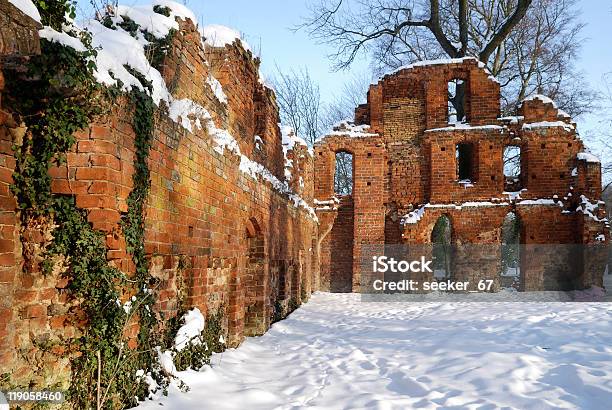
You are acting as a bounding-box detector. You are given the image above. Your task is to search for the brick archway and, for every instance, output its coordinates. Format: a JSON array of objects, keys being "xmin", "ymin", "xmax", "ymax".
[{"xmin": 243, "ymin": 217, "xmax": 267, "ymax": 336}]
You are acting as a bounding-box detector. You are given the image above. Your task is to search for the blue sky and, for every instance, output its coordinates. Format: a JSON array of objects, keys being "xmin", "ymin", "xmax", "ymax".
[{"xmin": 76, "ymin": 0, "xmax": 611, "ymax": 147}]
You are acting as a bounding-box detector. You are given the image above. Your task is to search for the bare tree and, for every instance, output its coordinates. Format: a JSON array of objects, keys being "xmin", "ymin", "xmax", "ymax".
[
  {"xmin": 596, "ymin": 72, "xmax": 612, "ymax": 190},
  {"xmin": 272, "ymin": 66, "xmax": 323, "ymax": 146},
  {"xmin": 301, "ymin": 0, "xmax": 596, "ymax": 117},
  {"xmin": 321, "ymin": 71, "xmax": 372, "ymax": 129}
]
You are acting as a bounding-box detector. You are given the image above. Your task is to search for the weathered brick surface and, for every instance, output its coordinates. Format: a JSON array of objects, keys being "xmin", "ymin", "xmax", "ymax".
[
  {"xmin": 316, "ymin": 59, "xmax": 608, "ymax": 292},
  {"xmin": 0, "ymin": 0, "xmax": 40, "ymax": 56}
]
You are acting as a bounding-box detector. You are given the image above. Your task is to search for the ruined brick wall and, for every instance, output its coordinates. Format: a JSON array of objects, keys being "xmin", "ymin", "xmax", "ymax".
[
  {"xmin": 0, "ymin": 10, "xmax": 320, "ymax": 389},
  {"xmin": 317, "ymin": 58, "xmax": 608, "ymax": 293}
]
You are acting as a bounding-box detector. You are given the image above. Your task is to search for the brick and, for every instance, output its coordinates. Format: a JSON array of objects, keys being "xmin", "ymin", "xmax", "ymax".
[
  {"xmin": 0, "ymin": 253, "xmax": 14, "ymax": 266},
  {"xmin": 77, "ymin": 140, "xmax": 119, "ymax": 155},
  {"xmin": 22, "ymin": 305, "xmax": 47, "ymax": 319},
  {"xmin": 75, "ymin": 167, "xmax": 120, "ymax": 183},
  {"xmin": 76, "ymin": 194, "xmax": 117, "ymax": 209},
  {"xmin": 88, "ymin": 209, "xmax": 121, "ymax": 225}
]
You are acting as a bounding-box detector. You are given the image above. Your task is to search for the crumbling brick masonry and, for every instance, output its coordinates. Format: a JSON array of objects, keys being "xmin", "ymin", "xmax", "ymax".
[
  {"xmin": 315, "ymin": 58, "xmax": 608, "ymax": 293},
  {"xmin": 0, "ymin": 2, "xmax": 318, "ymax": 388}
]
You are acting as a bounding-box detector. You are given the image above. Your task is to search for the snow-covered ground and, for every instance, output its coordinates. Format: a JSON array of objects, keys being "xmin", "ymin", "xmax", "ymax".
[{"xmin": 139, "ymin": 291, "xmax": 612, "ymax": 410}]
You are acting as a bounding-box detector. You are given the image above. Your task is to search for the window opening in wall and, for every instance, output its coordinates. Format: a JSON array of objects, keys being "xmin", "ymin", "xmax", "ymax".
[
  {"xmin": 501, "ymin": 212, "xmax": 521, "ymax": 290},
  {"xmin": 456, "ymin": 143, "xmax": 474, "ymax": 181},
  {"xmin": 503, "ymin": 145, "xmax": 522, "ymax": 191},
  {"xmin": 448, "ymin": 79, "xmax": 466, "ymax": 124},
  {"xmin": 431, "ymin": 215, "xmax": 452, "ymax": 280},
  {"xmin": 334, "ymin": 151, "xmax": 353, "ymax": 195}
]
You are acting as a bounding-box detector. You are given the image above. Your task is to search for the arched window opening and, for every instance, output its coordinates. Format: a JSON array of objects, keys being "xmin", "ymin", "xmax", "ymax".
[
  {"xmin": 334, "ymin": 151, "xmax": 353, "ymax": 195},
  {"xmin": 431, "ymin": 215, "xmax": 452, "ymax": 280},
  {"xmin": 456, "ymin": 143, "xmax": 475, "ymax": 181},
  {"xmin": 501, "ymin": 212, "xmax": 521, "ymax": 289},
  {"xmin": 503, "ymin": 146, "xmax": 522, "ymax": 191},
  {"xmin": 448, "ymin": 79, "xmax": 467, "ymax": 124},
  {"xmin": 244, "ymin": 218, "xmax": 266, "ymax": 336}
]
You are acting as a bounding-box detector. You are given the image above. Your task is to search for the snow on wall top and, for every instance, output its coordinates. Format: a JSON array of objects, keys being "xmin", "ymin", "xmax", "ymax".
[
  {"xmin": 281, "ymin": 126, "xmax": 308, "ymax": 153},
  {"xmin": 425, "ymin": 124, "xmax": 504, "ymax": 133},
  {"xmin": 577, "ymin": 152, "xmax": 600, "ymax": 163},
  {"xmin": 389, "ymin": 56, "xmax": 479, "ymax": 75},
  {"xmin": 401, "ymin": 197, "xmax": 576, "ymax": 226},
  {"xmin": 522, "ymin": 94, "xmax": 558, "ymax": 108},
  {"xmin": 380, "ymin": 56, "xmax": 500, "ymax": 84},
  {"xmin": 8, "ymin": 0, "xmax": 41, "ymax": 23},
  {"xmin": 522, "ymin": 121, "xmax": 575, "ymax": 132},
  {"xmin": 33, "ymin": 2, "xmax": 317, "ymax": 221},
  {"xmin": 206, "ymin": 75, "xmax": 228, "ymax": 104},
  {"xmin": 39, "ymin": 26, "xmax": 86, "ymax": 52},
  {"xmin": 151, "ymin": 0, "xmax": 198, "ymax": 24},
  {"xmin": 115, "ymin": 4, "xmax": 180, "ymax": 38},
  {"xmin": 202, "ymin": 24, "xmax": 251, "ymax": 51},
  {"xmin": 316, "ymin": 120, "xmax": 379, "ymax": 143}
]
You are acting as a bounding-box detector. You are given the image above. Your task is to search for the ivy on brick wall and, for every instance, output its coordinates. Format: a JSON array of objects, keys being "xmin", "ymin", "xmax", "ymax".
[
  {"xmin": 6, "ymin": 36, "xmax": 151, "ymax": 410},
  {"xmin": 5, "ymin": 3, "xmax": 223, "ymax": 408}
]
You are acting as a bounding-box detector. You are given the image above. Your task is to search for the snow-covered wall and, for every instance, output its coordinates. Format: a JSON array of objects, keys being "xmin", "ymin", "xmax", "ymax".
[{"xmin": 0, "ymin": 0, "xmax": 320, "ymax": 389}]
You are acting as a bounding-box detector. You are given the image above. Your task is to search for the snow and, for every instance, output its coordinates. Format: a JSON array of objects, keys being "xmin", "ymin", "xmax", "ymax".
[
  {"xmin": 151, "ymin": 0, "xmax": 198, "ymax": 24},
  {"xmin": 518, "ymin": 198, "xmax": 558, "ymax": 206},
  {"xmin": 206, "ymin": 75, "xmax": 228, "ymax": 104},
  {"xmin": 402, "ymin": 196, "xmax": 572, "ymax": 225},
  {"xmin": 166, "ymin": 101, "xmax": 316, "ymax": 220},
  {"xmin": 382, "ymin": 56, "xmax": 500, "ymax": 84},
  {"xmin": 578, "ymin": 152, "xmax": 601, "ymax": 163},
  {"xmin": 458, "ymin": 179, "xmax": 474, "ymax": 188},
  {"xmin": 254, "ymin": 135, "xmax": 263, "ymax": 150},
  {"xmin": 557, "ymin": 109, "xmax": 571, "ymax": 119},
  {"xmin": 402, "ymin": 201, "xmax": 512, "ymax": 225},
  {"xmin": 503, "ymin": 190, "xmax": 526, "ymax": 200},
  {"xmin": 280, "ymin": 125, "xmax": 308, "ymax": 153},
  {"xmin": 8, "ymin": 0, "xmax": 41, "ymax": 23},
  {"xmin": 202, "ymin": 24, "xmax": 251, "ymax": 51},
  {"xmin": 426, "ymin": 123, "xmax": 504, "ymax": 132},
  {"xmin": 577, "ymin": 195, "xmax": 606, "ymax": 222},
  {"xmin": 115, "ymin": 4, "xmax": 179, "ymax": 38},
  {"xmin": 138, "ymin": 292, "xmax": 612, "ymax": 410},
  {"xmin": 522, "ymin": 121, "xmax": 575, "ymax": 132},
  {"xmin": 40, "ymin": 2, "xmax": 199, "ymax": 104},
  {"xmin": 157, "ymin": 347, "xmax": 177, "ymax": 376},
  {"xmin": 39, "ymin": 27, "xmax": 87, "ymax": 52},
  {"xmin": 523, "ymin": 94, "xmax": 558, "ymax": 108},
  {"xmin": 387, "ymin": 56, "xmax": 478, "ymax": 76},
  {"xmin": 317, "ymin": 120, "xmax": 378, "ymax": 142},
  {"xmin": 174, "ymin": 308, "xmax": 206, "ymax": 352},
  {"xmin": 498, "ymin": 115, "xmax": 524, "ymax": 124},
  {"xmin": 86, "ymin": 19, "xmax": 171, "ymax": 104}
]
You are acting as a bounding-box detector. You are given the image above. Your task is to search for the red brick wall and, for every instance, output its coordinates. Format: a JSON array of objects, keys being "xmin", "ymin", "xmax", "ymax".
[
  {"xmin": 316, "ymin": 59, "xmax": 608, "ymax": 294},
  {"xmin": 0, "ymin": 14, "xmax": 320, "ymax": 388}
]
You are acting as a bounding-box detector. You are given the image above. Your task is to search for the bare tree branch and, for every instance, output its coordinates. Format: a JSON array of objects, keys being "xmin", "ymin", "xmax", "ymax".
[{"xmin": 479, "ymin": 0, "xmax": 532, "ymax": 61}]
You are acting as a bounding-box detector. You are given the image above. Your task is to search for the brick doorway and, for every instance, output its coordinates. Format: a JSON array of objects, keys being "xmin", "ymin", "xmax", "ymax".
[{"xmin": 244, "ymin": 218, "xmax": 267, "ymax": 336}]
